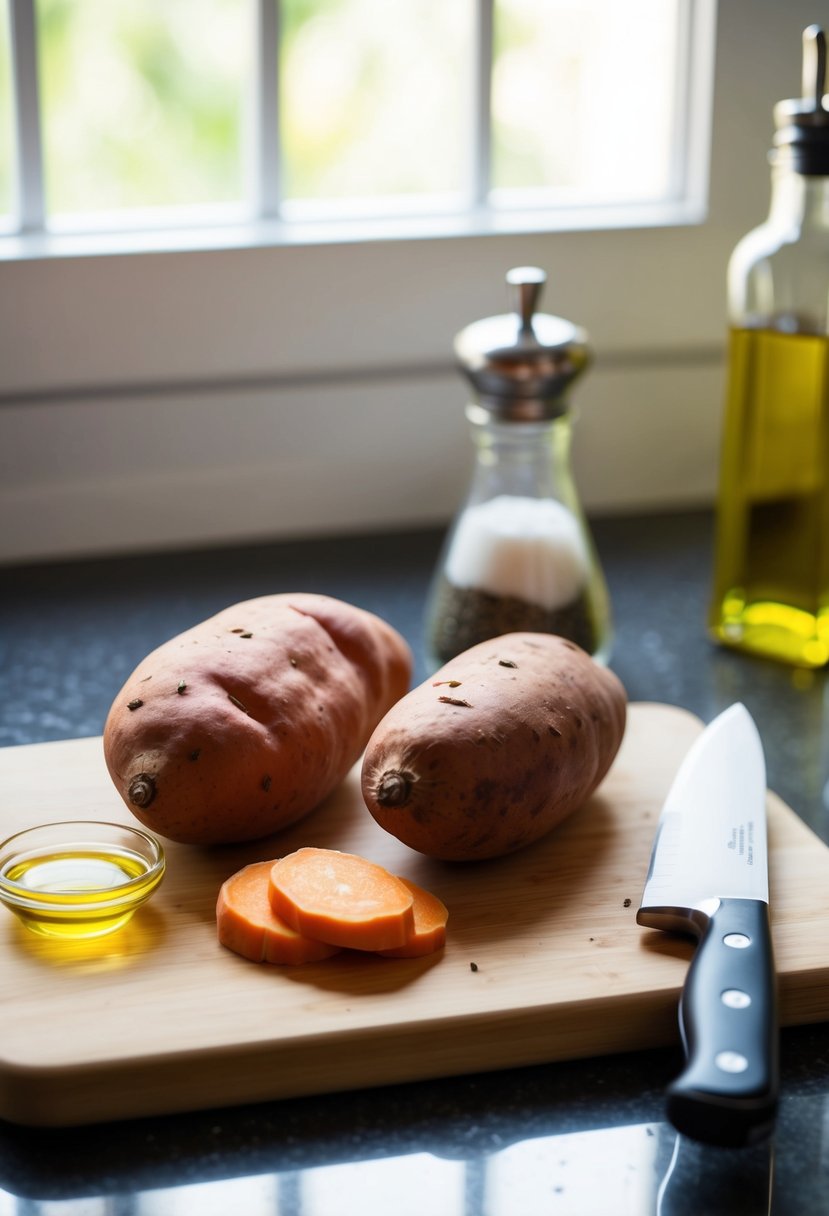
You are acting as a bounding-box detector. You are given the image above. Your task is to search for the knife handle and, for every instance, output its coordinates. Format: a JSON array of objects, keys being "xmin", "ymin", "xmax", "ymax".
[{"xmin": 667, "ymin": 897, "xmax": 778, "ymax": 1148}]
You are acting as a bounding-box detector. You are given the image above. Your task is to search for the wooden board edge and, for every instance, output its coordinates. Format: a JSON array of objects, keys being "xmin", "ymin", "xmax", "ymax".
[
  {"xmin": 779, "ymin": 963, "xmax": 829, "ymax": 1026},
  {"xmin": 5, "ymin": 954, "xmax": 827, "ymax": 1130},
  {"xmin": 0, "ymin": 990, "xmax": 676, "ymax": 1128}
]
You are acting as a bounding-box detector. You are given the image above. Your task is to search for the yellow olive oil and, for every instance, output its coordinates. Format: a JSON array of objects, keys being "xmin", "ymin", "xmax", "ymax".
[
  {"xmin": 709, "ymin": 327, "xmax": 829, "ymax": 667},
  {"xmin": 4, "ymin": 847, "xmax": 161, "ymax": 938}
]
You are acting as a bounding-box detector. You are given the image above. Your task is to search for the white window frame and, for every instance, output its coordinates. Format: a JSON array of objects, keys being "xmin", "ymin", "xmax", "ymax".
[
  {"xmin": 4, "ymin": 0, "xmax": 716, "ymax": 253},
  {"xmin": 0, "ymin": 0, "xmax": 810, "ymax": 565}
]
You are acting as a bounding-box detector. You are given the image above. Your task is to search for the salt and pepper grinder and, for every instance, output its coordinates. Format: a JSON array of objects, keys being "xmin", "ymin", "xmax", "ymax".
[
  {"xmin": 708, "ymin": 25, "xmax": 829, "ymax": 668},
  {"xmin": 424, "ymin": 266, "xmax": 612, "ymax": 669}
]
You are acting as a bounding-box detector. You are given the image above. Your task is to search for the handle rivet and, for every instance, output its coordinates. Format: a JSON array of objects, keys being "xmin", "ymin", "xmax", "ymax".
[
  {"xmin": 722, "ymin": 988, "xmax": 752, "ymax": 1009},
  {"xmin": 715, "ymin": 1050, "xmax": 749, "ymax": 1073},
  {"xmin": 723, "ymin": 932, "xmax": 751, "ymax": 949}
]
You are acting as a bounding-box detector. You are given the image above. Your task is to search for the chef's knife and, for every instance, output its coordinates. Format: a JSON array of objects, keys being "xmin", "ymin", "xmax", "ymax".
[{"xmin": 637, "ymin": 703, "xmax": 778, "ymax": 1148}]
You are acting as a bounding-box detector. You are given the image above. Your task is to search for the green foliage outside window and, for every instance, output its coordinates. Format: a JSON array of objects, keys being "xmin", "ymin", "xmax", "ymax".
[{"xmin": 37, "ymin": 0, "xmax": 246, "ymax": 216}]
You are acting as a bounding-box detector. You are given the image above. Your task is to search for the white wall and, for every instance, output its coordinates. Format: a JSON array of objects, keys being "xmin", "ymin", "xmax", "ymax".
[{"xmin": 0, "ymin": 1, "xmax": 812, "ymax": 563}]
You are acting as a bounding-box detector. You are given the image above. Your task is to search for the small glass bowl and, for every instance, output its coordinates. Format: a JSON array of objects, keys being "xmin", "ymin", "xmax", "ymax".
[{"xmin": 0, "ymin": 820, "xmax": 166, "ymax": 940}]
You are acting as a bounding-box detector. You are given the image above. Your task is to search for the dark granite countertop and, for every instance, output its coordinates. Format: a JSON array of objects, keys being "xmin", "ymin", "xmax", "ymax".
[{"xmin": 1, "ymin": 509, "xmax": 828, "ymax": 1214}]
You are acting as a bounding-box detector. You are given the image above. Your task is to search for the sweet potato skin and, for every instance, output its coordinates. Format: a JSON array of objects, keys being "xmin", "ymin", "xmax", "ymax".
[
  {"xmin": 103, "ymin": 593, "xmax": 412, "ymax": 844},
  {"xmin": 361, "ymin": 633, "xmax": 626, "ymax": 861}
]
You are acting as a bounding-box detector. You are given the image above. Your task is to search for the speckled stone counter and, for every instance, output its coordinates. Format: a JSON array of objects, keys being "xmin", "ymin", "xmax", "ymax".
[{"xmin": 1, "ymin": 510, "xmax": 828, "ymax": 1215}]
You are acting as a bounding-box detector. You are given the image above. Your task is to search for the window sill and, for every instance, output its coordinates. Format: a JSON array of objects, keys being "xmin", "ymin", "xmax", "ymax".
[{"xmin": 0, "ymin": 195, "xmax": 707, "ymax": 263}]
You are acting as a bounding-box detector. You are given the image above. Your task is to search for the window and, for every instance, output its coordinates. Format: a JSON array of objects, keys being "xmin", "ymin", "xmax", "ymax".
[
  {"xmin": 279, "ymin": 0, "xmax": 475, "ymax": 216},
  {"xmin": 0, "ymin": 2, "xmax": 13, "ymax": 221},
  {"xmin": 38, "ymin": 0, "xmax": 249, "ymax": 219},
  {"xmin": 3, "ymin": 0, "xmax": 759, "ymax": 567},
  {"xmin": 1, "ymin": 0, "xmax": 715, "ymax": 249}
]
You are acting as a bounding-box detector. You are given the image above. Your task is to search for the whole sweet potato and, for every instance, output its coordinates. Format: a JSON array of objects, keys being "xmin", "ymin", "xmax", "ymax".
[
  {"xmin": 103, "ymin": 593, "xmax": 412, "ymax": 844},
  {"xmin": 361, "ymin": 633, "xmax": 626, "ymax": 861}
]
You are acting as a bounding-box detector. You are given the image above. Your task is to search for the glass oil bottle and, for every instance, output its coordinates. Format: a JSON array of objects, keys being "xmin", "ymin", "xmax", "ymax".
[
  {"xmin": 425, "ymin": 266, "xmax": 612, "ymax": 669},
  {"xmin": 709, "ymin": 25, "xmax": 829, "ymax": 668}
]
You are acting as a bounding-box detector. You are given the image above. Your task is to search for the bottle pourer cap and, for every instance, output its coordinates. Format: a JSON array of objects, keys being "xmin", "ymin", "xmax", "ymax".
[{"xmin": 773, "ymin": 25, "xmax": 829, "ymax": 174}]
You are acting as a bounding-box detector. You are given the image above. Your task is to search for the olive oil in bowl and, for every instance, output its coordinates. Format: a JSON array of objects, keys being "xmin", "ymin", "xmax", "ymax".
[{"xmin": 0, "ymin": 821, "xmax": 165, "ymax": 939}]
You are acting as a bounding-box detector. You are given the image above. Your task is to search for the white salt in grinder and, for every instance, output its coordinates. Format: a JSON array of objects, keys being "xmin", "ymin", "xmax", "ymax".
[{"xmin": 424, "ymin": 265, "xmax": 612, "ymax": 668}]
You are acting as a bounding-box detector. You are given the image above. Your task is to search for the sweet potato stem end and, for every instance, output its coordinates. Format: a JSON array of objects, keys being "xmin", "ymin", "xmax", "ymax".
[{"xmin": 376, "ymin": 770, "xmax": 414, "ymax": 808}]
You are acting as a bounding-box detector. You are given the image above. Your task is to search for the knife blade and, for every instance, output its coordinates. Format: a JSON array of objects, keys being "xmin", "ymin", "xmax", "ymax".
[{"xmin": 637, "ymin": 703, "xmax": 778, "ymax": 1148}]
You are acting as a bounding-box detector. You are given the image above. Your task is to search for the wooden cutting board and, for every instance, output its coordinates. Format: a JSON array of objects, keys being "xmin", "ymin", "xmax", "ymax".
[{"xmin": 1, "ymin": 702, "xmax": 828, "ymax": 1128}]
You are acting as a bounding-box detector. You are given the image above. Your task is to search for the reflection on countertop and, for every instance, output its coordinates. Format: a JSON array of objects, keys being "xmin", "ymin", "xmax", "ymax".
[{"xmin": 0, "ymin": 1117, "xmax": 784, "ymax": 1215}]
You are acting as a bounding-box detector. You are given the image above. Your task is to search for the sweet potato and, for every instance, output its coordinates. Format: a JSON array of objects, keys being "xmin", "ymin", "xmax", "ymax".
[
  {"xmin": 361, "ymin": 632, "xmax": 626, "ymax": 861},
  {"xmin": 103, "ymin": 593, "xmax": 412, "ymax": 844}
]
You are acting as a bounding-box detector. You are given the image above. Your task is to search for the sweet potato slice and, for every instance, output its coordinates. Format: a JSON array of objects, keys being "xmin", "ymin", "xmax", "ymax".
[
  {"xmin": 268, "ymin": 848, "xmax": 415, "ymax": 952},
  {"xmin": 217, "ymin": 861, "xmax": 341, "ymax": 965},
  {"xmin": 378, "ymin": 878, "xmax": 448, "ymax": 958}
]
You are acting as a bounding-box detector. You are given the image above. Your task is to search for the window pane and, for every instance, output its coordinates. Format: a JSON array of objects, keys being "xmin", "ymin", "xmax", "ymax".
[
  {"xmin": 0, "ymin": 2, "xmax": 14, "ymax": 219},
  {"xmin": 492, "ymin": 0, "xmax": 682, "ymax": 204},
  {"xmin": 36, "ymin": 0, "xmax": 249, "ymax": 218},
  {"xmin": 280, "ymin": 0, "xmax": 475, "ymax": 211}
]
